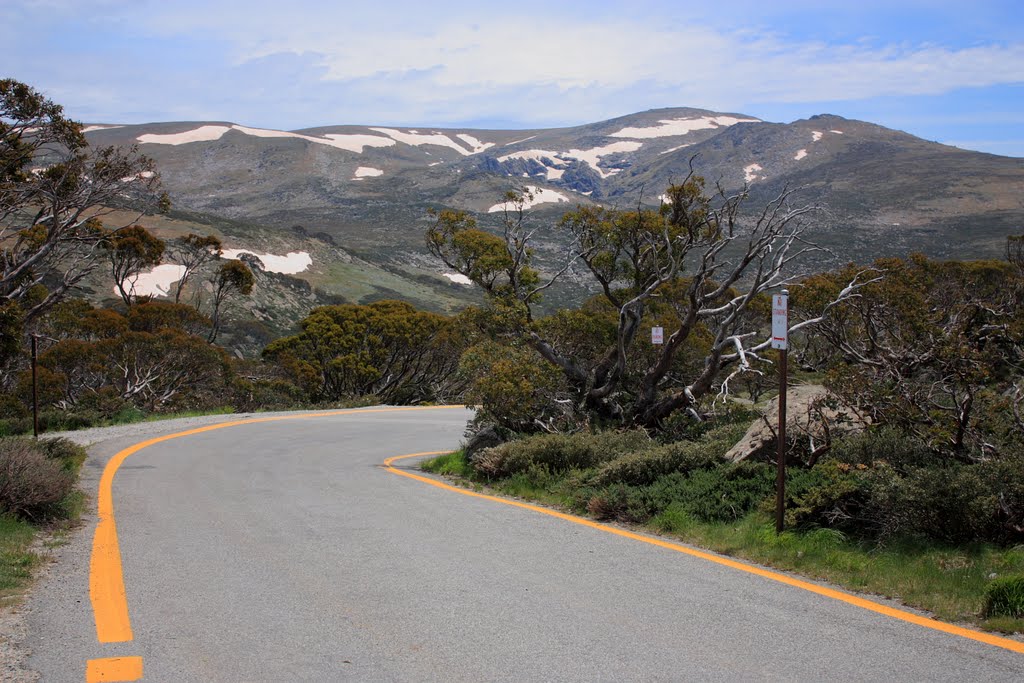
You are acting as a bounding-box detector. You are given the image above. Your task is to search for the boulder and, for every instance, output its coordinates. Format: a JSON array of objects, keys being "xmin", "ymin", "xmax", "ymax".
[
  {"xmin": 464, "ymin": 425, "xmax": 506, "ymax": 463},
  {"xmin": 724, "ymin": 384, "xmax": 868, "ymax": 462}
]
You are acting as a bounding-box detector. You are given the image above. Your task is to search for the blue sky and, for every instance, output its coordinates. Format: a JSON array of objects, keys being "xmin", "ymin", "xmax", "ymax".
[{"xmin": 4, "ymin": 0, "xmax": 1023, "ymax": 156}]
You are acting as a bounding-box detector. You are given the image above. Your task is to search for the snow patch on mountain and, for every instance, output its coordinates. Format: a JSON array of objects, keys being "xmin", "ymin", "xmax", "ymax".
[
  {"xmin": 456, "ymin": 134, "xmax": 495, "ymax": 154},
  {"xmin": 499, "ymin": 141, "xmax": 642, "ymax": 179},
  {"xmin": 319, "ymin": 134, "xmax": 396, "ymax": 152},
  {"xmin": 794, "ymin": 149, "xmax": 808, "ymax": 161},
  {"xmin": 812, "ymin": 131, "xmax": 823, "ymax": 142},
  {"xmin": 504, "ymin": 135, "xmax": 537, "ymax": 147},
  {"xmin": 353, "ymin": 166, "xmax": 384, "ymax": 179},
  {"xmin": 610, "ymin": 116, "xmax": 759, "ymax": 139},
  {"xmin": 567, "ymin": 141, "xmax": 644, "ymax": 178},
  {"xmin": 497, "ymin": 149, "xmax": 565, "ymax": 165},
  {"xmin": 117, "ymin": 264, "xmax": 188, "ymax": 298},
  {"xmin": 221, "ymin": 249, "xmax": 312, "ymax": 274},
  {"xmin": 138, "ymin": 125, "xmax": 232, "ymax": 145},
  {"xmin": 370, "ymin": 128, "xmax": 492, "ymax": 156},
  {"xmin": 744, "ymin": 163, "xmax": 763, "ymax": 183},
  {"xmin": 442, "ymin": 273, "xmax": 473, "ymax": 285},
  {"xmin": 487, "ymin": 186, "xmax": 571, "ymax": 213},
  {"xmin": 137, "ymin": 124, "xmax": 396, "ymax": 153},
  {"xmin": 659, "ymin": 143, "xmax": 693, "ymax": 155},
  {"xmin": 497, "ymin": 149, "xmax": 569, "ymax": 181}
]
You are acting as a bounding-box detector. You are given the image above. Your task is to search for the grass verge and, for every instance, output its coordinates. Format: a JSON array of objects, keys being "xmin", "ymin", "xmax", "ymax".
[{"xmin": 420, "ymin": 450, "xmax": 1024, "ymax": 635}]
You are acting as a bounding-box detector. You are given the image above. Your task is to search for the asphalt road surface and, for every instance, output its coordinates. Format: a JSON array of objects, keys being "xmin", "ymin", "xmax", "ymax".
[{"xmin": 24, "ymin": 407, "xmax": 1024, "ymax": 681}]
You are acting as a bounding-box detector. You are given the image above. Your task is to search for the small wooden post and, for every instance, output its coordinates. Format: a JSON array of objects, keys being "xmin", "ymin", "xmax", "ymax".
[
  {"xmin": 31, "ymin": 335, "xmax": 39, "ymax": 439},
  {"xmin": 776, "ymin": 345, "xmax": 787, "ymax": 534},
  {"xmin": 771, "ymin": 290, "xmax": 789, "ymax": 534}
]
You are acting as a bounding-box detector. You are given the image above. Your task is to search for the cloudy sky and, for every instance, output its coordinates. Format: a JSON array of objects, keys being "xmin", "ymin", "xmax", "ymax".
[{"xmin": 4, "ymin": 0, "xmax": 1022, "ymax": 156}]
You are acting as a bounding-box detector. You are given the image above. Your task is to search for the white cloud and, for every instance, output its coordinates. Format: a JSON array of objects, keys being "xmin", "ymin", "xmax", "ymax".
[
  {"xmin": 126, "ymin": 5, "xmax": 1024, "ymax": 112},
  {"xmin": 4, "ymin": 0, "xmax": 1024, "ymax": 156}
]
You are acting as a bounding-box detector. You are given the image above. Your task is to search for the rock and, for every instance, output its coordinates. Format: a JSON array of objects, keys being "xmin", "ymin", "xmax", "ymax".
[
  {"xmin": 724, "ymin": 384, "xmax": 868, "ymax": 462},
  {"xmin": 464, "ymin": 425, "xmax": 505, "ymax": 463}
]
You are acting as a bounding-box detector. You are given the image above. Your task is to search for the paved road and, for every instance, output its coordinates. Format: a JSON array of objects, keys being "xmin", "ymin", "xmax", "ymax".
[{"xmin": 25, "ymin": 407, "xmax": 1024, "ymax": 681}]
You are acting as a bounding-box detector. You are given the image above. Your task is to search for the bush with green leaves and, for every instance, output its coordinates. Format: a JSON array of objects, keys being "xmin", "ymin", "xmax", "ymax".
[
  {"xmin": 590, "ymin": 423, "xmax": 746, "ymax": 487},
  {"xmin": 828, "ymin": 427, "xmax": 936, "ymax": 472},
  {"xmin": 580, "ymin": 461, "xmax": 777, "ymax": 524},
  {"xmin": 472, "ymin": 430, "xmax": 651, "ymax": 479},
  {"xmin": 782, "ymin": 460, "xmax": 875, "ymax": 533},
  {"xmin": 983, "ymin": 575, "xmax": 1024, "ymax": 618}
]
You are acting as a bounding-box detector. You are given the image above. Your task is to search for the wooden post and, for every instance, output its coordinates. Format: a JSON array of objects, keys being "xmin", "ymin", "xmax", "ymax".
[
  {"xmin": 775, "ymin": 346, "xmax": 787, "ymax": 534},
  {"xmin": 31, "ymin": 335, "xmax": 39, "ymax": 439}
]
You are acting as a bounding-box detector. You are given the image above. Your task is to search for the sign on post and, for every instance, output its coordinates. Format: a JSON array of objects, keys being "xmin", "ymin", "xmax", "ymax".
[
  {"xmin": 651, "ymin": 326, "xmax": 664, "ymax": 345},
  {"xmin": 771, "ymin": 293, "xmax": 788, "ymax": 350}
]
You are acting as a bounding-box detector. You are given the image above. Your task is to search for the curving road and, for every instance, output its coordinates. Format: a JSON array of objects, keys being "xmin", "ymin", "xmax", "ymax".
[{"xmin": 24, "ymin": 406, "xmax": 1024, "ymax": 681}]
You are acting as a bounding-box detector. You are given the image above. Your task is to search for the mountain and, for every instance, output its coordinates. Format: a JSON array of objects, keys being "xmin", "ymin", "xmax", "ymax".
[{"xmin": 80, "ymin": 108, "xmax": 1024, "ymax": 343}]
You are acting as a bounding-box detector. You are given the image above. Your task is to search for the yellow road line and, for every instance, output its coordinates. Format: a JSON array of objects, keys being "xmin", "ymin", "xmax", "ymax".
[
  {"xmin": 85, "ymin": 656, "xmax": 143, "ymax": 682},
  {"xmin": 383, "ymin": 452, "xmax": 1024, "ymax": 656},
  {"xmin": 89, "ymin": 405, "xmax": 466, "ymax": 644}
]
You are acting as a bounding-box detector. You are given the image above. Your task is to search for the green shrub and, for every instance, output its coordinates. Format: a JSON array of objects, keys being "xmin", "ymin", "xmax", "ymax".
[
  {"xmin": 870, "ymin": 464, "xmax": 998, "ymax": 544},
  {"xmin": 656, "ymin": 406, "xmax": 758, "ymax": 444},
  {"xmin": 591, "ymin": 424, "xmax": 743, "ymax": 487},
  {"xmin": 580, "ymin": 461, "xmax": 777, "ymax": 525},
  {"xmin": 0, "ymin": 417, "xmax": 32, "ymax": 437},
  {"xmin": 0, "ymin": 438, "xmax": 75, "ymax": 519},
  {"xmin": 472, "ymin": 430, "xmax": 651, "ymax": 479},
  {"xmin": 783, "ymin": 461, "xmax": 875, "ymax": 532},
  {"xmin": 37, "ymin": 437, "xmax": 87, "ymax": 473},
  {"xmin": 979, "ymin": 453, "xmax": 1024, "ymax": 543},
  {"xmin": 829, "ymin": 427, "xmax": 936, "ymax": 472},
  {"xmin": 983, "ymin": 575, "xmax": 1024, "ymax": 618}
]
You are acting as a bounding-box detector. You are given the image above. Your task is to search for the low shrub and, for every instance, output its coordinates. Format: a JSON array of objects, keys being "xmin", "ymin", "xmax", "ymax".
[
  {"xmin": 0, "ymin": 438, "xmax": 75, "ymax": 519},
  {"xmin": 579, "ymin": 461, "xmax": 777, "ymax": 525},
  {"xmin": 783, "ymin": 461, "xmax": 875, "ymax": 533},
  {"xmin": 472, "ymin": 430, "xmax": 651, "ymax": 479},
  {"xmin": 37, "ymin": 437, "xmax": 87, "ymax": 473},
  {"xmin": 590, "ymin": 424, "xmax": 745, "ymax": 487},
  {"xmin": 870, "ymin": 464, "xmax": 998, "ymax": 544},
  {"xmin": 829, "ymin": 427, "xmax": 936, "ymax": 472},
  {"xmin": 983, "ymin": 575, "xmax": 1024, "ymax": 618}
]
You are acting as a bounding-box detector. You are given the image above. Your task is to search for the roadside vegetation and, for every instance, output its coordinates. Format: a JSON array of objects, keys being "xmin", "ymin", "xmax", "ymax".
[{"xmin": 0, "ymin": 437, "xmax": 87, "ymax": 603}]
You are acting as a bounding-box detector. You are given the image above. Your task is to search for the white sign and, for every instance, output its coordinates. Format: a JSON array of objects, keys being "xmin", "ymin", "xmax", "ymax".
[
  {"xmin": 651, "ymin": 326, "xmax": 664, "ymax": 345},
  {"xmin": 771, "ymin": 293, "xmax": 788, "ymax": 350}
]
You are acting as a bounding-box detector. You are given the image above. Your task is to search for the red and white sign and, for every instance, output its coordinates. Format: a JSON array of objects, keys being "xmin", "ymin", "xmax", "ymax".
[
  {"xmin": 651, "ymin": 326, "xmax": 664, "ymax": 345},
  {"xmin": 771, "ymin": 293, "xmax": 788, "ymax": 350}
]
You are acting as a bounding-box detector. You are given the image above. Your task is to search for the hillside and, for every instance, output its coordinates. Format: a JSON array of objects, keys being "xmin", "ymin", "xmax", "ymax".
[{"xmin": 80, "ymin": 108, "xmax": 1024, "ymax": 333}]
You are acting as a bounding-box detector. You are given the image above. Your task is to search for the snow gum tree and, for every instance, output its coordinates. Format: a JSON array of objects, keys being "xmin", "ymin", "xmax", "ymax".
[
  {"xmin": 1, "ymin": 80, "xmax": 167, "ymax": 322},
  {"xmin": 428, "ymin": 173, "xmax": 868, "ymax": 430}
]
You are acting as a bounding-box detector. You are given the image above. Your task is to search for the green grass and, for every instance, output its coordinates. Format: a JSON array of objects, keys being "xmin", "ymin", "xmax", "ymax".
[
  {"xmin": 419, "ymin": 450, "xmax": 1024, "ymax": 634},
  {"xmin": 0, "ymin": 515, "xmax": 40, "ymax": 604},
  {"xmin": 420, "ymin": 449, "xmax": 474, "ymax": 477}
]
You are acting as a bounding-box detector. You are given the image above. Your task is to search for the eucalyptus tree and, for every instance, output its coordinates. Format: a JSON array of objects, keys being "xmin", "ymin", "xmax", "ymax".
[{"xmin": 428, "ymin": 175, "xmax": 868, "ymax": 429}]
